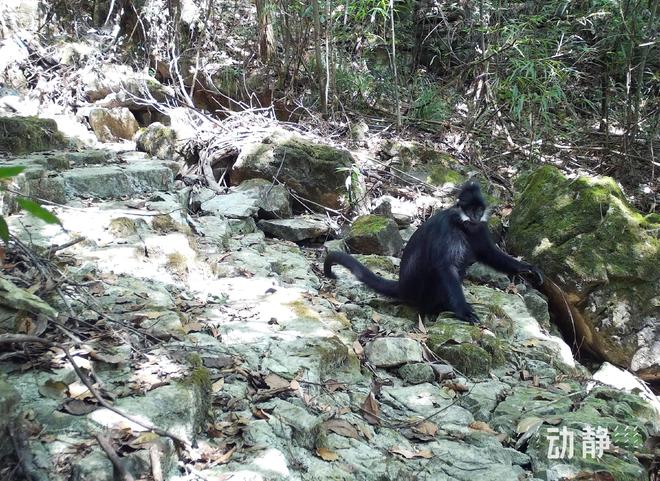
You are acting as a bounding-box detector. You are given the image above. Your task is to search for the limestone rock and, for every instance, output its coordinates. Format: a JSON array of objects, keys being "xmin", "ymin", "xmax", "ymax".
[
  {"xmin": 0, "ymin": 116, "xmax": 66, "ymax": 154},
  {"xmin": 345, "ymin": 215, "xmax": 403, "ymax": 256},
  {"xmin": 364, "ymin": 337, "xmax": 423, "ymax": 367},
  {"xmin": 135, "ymin": 122, "xmax": 176, "ymax": 159},
  {"xmin": 509, "ymin": 165, "xmax": 660, "ymax": 381},
  {"xmin": 88, "ymin": 107, "xmax": 139, "ymax": 142},
  {"xmin": 232, "ymin": 130, "xmax": 355, "ymax": 210},
  {"xmin": 257, "ymin": 216, "xmax": 330, "ymax": 242}
]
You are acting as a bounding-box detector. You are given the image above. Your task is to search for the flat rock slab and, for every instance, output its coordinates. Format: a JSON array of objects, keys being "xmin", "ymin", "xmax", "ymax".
[
  {"xmin": 365, "ymin": 337, "xmax": 423, "ymax": 367},
  {"xmin": 201, "ymin": 191, "xmax": 260, "ymax": 218},
  {"xmin": 257, "ymin": 216, "xmax": 331, "ymax": 242},
  {"xmin": 62, "ymin": 162, "xmax": 173, "ymax": 199}
]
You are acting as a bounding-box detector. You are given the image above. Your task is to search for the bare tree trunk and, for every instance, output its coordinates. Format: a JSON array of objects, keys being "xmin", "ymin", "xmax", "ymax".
[
  {"xmin": 312, "ymin": 0, "xmax": 327, "ymax": 115},
  {"xmin": 626, "ymin": 0, "xmax": 658, "ymax": 144},
  {"xmin": 389, "ymin": 0, "xmax": 401, "ymax": 129},
  {"xmin": 256, "ymin": 0, "xmax": 274, "ymax": 63}
]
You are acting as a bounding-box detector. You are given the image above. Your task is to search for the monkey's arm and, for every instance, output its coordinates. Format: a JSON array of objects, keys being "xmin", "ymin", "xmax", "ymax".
[{"xmin": 473, "ymin": 227, "xmax": 544, "ymax": 284}]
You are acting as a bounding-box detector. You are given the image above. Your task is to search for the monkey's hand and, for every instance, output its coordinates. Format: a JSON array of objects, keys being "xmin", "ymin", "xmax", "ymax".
[
  {"xmin": 521, "ymin": 264, "xmax": 544, "ymax": 285},
  {"xmin": 460, "ymin": 307, "xmax": 481, "ymax": 325}
]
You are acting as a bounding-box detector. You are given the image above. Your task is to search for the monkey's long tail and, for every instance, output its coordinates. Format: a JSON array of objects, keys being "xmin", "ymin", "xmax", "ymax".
[{"xmin": 324, "ymin": 251, "xmax": 400, "ymax": 298}]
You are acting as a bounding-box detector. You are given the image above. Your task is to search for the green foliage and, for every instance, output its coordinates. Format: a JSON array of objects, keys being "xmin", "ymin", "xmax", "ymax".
[
  {"xmin": 409, "ymin": 78, "xmax": 451, "ymax": 123},
  {"xmin": 0, "ymin": 166, "xmax": 60, "ymax": 242}
]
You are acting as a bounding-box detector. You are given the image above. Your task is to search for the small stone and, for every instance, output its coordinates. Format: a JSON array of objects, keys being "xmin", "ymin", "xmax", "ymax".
[
  {"xmin": 135, "ymin": 122, "xmax": 176, "ymax": 159},
  {"xmin": 398, "ymin": 363, "xmax": 435, "ymax": 384},
  {"xmin": 365, "ymin": 337, "xmax": 423, "ymax": 367},
  {"xmin": 257, "ymin": 216, "xmax": 330, "ymax": 242},
  {"xmin": 345, "ymin": 215, "xmax": 403, "ymax": 256}
]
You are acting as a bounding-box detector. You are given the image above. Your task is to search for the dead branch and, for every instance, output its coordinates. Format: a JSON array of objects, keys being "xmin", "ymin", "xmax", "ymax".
[
  {"xmin": 0, "ymin": 334, "xmax": 189, "ymax": 450},
  {"xmin": 95, "ymin": 433, "xmax": 135, "ymax": 481}
]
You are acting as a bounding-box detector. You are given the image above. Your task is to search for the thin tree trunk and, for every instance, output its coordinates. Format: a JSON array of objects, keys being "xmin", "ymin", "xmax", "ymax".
[
  {"xmin": 389, "ymin": 0, "xmax": 401, "ymax": 129},
  {"xmin": 256, "ymin": 0, "xmax": 274, "ymax": 63},
  {"xmin": 312, "ymin": 0, "xmax": 327, "ymax": 115}
]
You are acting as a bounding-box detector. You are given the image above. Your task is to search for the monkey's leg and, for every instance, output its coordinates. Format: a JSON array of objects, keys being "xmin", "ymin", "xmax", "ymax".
[{"xmin": 436, "ymin": 269, "xmax": 480, "ymax": 324}]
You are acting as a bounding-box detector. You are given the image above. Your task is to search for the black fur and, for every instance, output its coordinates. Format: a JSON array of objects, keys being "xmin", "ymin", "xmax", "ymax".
[{"xmin": 324, "ymin": 181, "xmax": 543, "ymax": 324}]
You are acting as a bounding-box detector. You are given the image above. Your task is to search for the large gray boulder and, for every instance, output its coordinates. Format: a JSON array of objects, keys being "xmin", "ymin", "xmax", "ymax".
[
  {"xmin": 88, "ymin": 107, "xmax": 139, "ymax": 142},
  {"xmin": 0, "ymin": 116, "xmax": 66, "ymax": 154},
  {"xmin": 509, "ymin": 166, "xmax": 660, "ymax": 382},
  {"xmin": 232, "ymin": 131, "xmax": 355, "ymax": 210}
]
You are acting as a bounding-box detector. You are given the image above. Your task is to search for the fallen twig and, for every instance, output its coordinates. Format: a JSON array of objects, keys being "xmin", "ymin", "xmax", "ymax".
[
  {"xmin": 95, "ymin": 433, "xmax": 135, "ymax": 481},
  {"xmin": 0, "ymin": 334, "xmax": 189, "ymax": 450}
]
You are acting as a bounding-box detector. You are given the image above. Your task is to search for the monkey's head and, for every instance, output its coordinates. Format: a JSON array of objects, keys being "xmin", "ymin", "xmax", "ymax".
[{"xmin": 456, "ymin": 181, "xmax": 489, "ymax": 227}]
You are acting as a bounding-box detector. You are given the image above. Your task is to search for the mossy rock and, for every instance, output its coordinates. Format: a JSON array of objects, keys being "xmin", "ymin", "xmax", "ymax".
[
  {"xmin": 0, "ymin": 117, "xmax": 67, "ymax": 154},
  {"xmin": 346, "ymin": 215, "xmax": 403, "ymax": 256},
  {"xmin": 427, "ymin": 164, "xmax": 464, "ymax": 186},
  {"xmin": 509, "ymin": 165, "xmax": 660, "ymax": 377},
  {"xmin": 426, "ymin": 320, "xmax": 507, "ymax": 377},
  {"xmin": 232, "ymin": 130, "xmax": 356, "ymax": 211}
]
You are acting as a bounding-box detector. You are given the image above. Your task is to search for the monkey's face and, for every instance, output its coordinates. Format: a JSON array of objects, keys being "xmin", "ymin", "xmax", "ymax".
[{"xmin": 457, "ymin": 202, "xmax": 488, "ymax": 226}]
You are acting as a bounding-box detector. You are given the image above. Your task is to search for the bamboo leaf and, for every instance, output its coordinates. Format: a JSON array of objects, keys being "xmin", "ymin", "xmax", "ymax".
[{"xmin": 16, "ymin": 199, "xmax": 60, "ymax": 224}]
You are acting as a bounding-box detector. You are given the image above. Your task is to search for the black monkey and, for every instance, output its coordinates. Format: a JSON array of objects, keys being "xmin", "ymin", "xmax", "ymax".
[{"xmin": 324, "ymin": 181, "xmax": 543, "ymax": 324}]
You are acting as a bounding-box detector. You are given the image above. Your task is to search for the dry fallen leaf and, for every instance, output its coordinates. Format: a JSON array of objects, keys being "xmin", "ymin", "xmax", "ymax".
[
  {"xmin": 38, "ymin": 380, "xmax": 68, "ymax": 400},
  {"xmin": 323, "ymin": 419, "xmax": 359, "ymax": 439},
  {"xmin": 413, "ymin": 421, "xmax": 438, "ymax": 437},
  {"xmin": 316, "ymin": 447, "xmax": 339, "ymax": 461},
  {"xmin": 264, "ymin": 373, "xmax": 291, "ymax": 390},
  {"xmin": 516, "ymin": 417, "xmax": 543, "ymax": 434},
  {"xmin": 212, "ymin": 378, "xmax": 225, "ymax": 392},
  {"xmin": 390, "ymin": 446, "xmax": 433, "ymax": 459},
  {"xmin": 469, "ymin": 421, "xmax": 498, "ymax": 434},
  {"xmin": 361, "ymin": 391, "xmax": 380, "ymax": 425},
  {"xmin": 352, "ymin": 340, "xmax": 364, "ymax": 357}
]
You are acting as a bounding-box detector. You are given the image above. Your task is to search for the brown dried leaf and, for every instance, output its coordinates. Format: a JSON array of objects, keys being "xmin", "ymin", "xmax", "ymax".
[
  {"xmin": 361, "ymin": 391, "xmax": 380, "ymax": 425},
  {"xmin": 316, "ymin": 447, "xmax": 339, "ymax": 461},
  {"xmin": 352, "ymin": 340, "xmax": 364, "ymax": 357},
  {"xmin": 264, "ymin": 373, "xmax": 290, "ymax": 390},
  {"xmin": 390, "ymin": 446, "xmax": 433, "ymax": 459},
  {"xmin": 469, "ymin": 421, "xmax": 498, "ymax": 434},
  {"xmin": 38, "ymin": 380, "xmax": 67, "ymax": 400},
  {"xmin": 60, "ymin": 399, "xmax": 97, "ymax": 415},
  {"xmin": 324, "ymin": 419, "xmax": 359, "ymax": 439}
]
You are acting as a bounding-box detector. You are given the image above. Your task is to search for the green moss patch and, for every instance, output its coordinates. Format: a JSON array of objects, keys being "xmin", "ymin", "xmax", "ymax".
[{"xmin": 0, "ymin": 117, "xmax": 67, "ymax": 154}]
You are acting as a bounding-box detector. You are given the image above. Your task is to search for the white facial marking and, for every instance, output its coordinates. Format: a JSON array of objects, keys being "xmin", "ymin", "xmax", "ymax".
[{"xmin": 458, "ymin": 208, "xmax": 470, "ymax": 222}]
